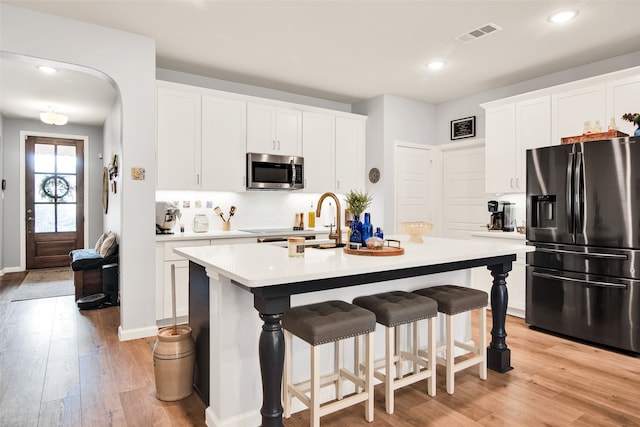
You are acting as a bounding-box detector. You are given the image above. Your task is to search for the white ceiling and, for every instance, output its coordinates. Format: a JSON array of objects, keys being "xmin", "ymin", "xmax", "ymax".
[{"xmin": 2, "ymin": 1, "xmax": 639, "ymax": 126}]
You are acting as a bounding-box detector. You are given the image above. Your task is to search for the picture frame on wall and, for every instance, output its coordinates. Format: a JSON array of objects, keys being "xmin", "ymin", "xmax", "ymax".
[{"xmin": 451, "ymin": 116, "xmax": 476, "ymax": 140}]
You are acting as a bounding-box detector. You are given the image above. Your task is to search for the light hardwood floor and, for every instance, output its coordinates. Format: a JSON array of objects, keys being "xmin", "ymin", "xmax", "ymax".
[{"xmin": 1, "ymin": 271, "xmax": 639, "ymax": 426}]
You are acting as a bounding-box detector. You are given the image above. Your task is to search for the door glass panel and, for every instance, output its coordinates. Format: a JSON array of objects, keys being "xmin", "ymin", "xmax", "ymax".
[
  {"xmin": 57, "ymin": 204, "xmax": 76, "ymax": 232},
  {"xmin": 56, "ymin": 175, "xmax": 76, "ymax": 202},
  {"xmin": 35, "ymin": 173, "xmax": 54, "ymax": 202},
  {"xmin": 34, "ymin": 143, "xmax": 55, "ymax": 173},
  {"xmin": 57, "ymin": 145, "xmax": 76, "ymax": 173},
  {"xmin": 35, "ymin": 204, "xmax": 55, "ymax": 232}
]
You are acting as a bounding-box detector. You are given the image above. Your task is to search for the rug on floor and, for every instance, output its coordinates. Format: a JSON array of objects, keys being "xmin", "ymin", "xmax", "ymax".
[{"xmin": 11, "ymin": 267, "xmax": 74, "ymax": 301}]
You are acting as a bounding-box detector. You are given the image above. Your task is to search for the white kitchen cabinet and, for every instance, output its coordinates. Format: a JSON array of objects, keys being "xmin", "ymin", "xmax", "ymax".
[
  {"xmin": 156, "ymin": 87, "xmax": 201, "ymax": 190},
  {"xmin": 551, "ymin": 84, "xmax": 606, "ymax": 144},
  {"xmin": 156, "ymin": 239, "xmax": 209, "ymax": 322},
  {"xmin": 201, "ymin": 95, "xmax": 247, "ymax": 192},
  {"xmin": 247, "ymin": 102, "xmax": 302, "ymax": 155},
  {"xmin": 606, "ymin": 74, "xmax": 640, "ymax": 136},
  {"xmin": 484, "ymin": 96, "xmax": 550, "ymax": 194},
  {"xmin": 484, "ymin": 104, "xmax": 516, "ymax": 194},
  {"xmin": 156, "ymin": 237, "xmax": 255, "ymax": 323},
  {"xmin": 302, "ymin": 111, "xmax": 335, "ymax": 193},
  {"xmin": 469, "ymin": 233, "xmax": 526, "ymax": 318},
  {"xmin": 335, "ymin": 116, "xmax": 366, "ymax": 192}
]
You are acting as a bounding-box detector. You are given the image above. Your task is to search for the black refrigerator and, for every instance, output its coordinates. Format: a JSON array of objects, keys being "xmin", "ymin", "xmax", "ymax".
[{"xmin": 526, "ymin": 136, "xmax": 640, "ymax": 353}]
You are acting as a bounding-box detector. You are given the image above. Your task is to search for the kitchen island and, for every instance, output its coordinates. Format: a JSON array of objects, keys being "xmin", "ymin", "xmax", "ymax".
[{"xmin": 175, "ymin": 236, "xmax": 533, "ymax": 427}]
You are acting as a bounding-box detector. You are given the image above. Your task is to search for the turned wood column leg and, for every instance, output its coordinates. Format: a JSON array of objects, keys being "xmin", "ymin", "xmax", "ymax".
[
  {"xmin": 259, "ymin": 312, "xmax": 285, "ymax": 427},
  {"xmin": 487, "ymin": 261, "xmax": 514, "ymax": 373}
]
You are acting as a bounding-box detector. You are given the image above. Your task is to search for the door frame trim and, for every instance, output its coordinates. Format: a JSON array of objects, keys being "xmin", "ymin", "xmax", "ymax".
[{"xmin": 19, "ymin": 131, "xmax": 90, "ymax": 271}]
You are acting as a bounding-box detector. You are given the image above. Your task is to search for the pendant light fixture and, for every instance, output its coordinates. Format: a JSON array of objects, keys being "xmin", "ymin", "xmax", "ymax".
[{"xmin": 40, "ymin": 107, "xmax": 69, "ymax": 125}]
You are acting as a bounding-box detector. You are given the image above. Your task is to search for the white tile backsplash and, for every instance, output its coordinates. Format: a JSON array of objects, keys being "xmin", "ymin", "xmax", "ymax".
[{"xmin": 155, "ymin": 191, "xmax": 345, "ymax": 233}]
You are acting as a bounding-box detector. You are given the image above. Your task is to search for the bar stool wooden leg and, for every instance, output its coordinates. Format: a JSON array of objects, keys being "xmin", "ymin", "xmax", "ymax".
[
  {"xmin": 427, "ymin": 317, "xmax": 436, "ymax": 397},
  {"xmin": 311, "ymin": 344, "xmax": 321, "ymax": 427},
  {"xmin": 335, "ymin": 340, "xmax": 343, "ymax": 400},
  {"xmin": 385, "ymin": 325, "xmax": 395, "ymax": 414},
  {"xmin": 283, "ymin": 330, "xmax": 293, "ymax": 418},
  {"xmin": 446, "ymin": 314, "xmax": 455, "ymax": 395},
  {"xmin": 479, "ymin": 307, "xmax": 487, "ymax": 380},
  {"xmin": 365, "ymin": 331, "xmax": 375, "ymax": 422}
]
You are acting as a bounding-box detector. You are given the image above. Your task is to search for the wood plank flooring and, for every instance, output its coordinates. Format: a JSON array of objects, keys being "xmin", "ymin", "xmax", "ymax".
[{"xmin": 1, "ymin": 271, "xmax": 639, "ymax": 426}]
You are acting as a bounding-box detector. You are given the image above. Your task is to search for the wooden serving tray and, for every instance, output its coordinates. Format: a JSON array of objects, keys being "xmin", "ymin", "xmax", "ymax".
[
  {"xmin": 343, "ymin": 240, "xmax": 405, "ymax": 256},
  {"xmin": 561, "ymin": 130, "xmax": 628, "ymax": 144}
]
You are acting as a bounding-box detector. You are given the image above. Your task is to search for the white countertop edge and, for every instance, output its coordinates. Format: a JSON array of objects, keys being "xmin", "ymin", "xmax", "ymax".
[
  {"xmin": 470, "ymin": 231, "xmax": 526, "ymax": 241},
  {"xmin": 175, "ymin": 236, "xmax": 534, "ymax": 288}
]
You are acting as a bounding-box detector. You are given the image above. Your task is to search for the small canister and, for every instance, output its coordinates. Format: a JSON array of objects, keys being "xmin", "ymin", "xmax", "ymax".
[{"xmin": 288, "ymin": 237, "xmax": 305, "ymax": 257}]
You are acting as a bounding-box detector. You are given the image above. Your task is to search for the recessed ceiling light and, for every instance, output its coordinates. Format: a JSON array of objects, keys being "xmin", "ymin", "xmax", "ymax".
[
  {"xmin": 37, "ymin": 65, "xmax": 58, "ymax": 74},
  {"xmin": 427, "ymin": 61, "xmax": 445, "ymax": 71},
  {"xmin": 548, "ymin": 9, "xmax": 578, "ymax": 23}
]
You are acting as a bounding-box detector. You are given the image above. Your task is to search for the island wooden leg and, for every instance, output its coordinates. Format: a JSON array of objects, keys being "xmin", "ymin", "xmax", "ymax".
[
  {"xmin": 487, "ymin": 262, "xmax": 513, "ymax": 373},
  {"xmin": 258, "ymin": 312, "xmax": 285, "ymax": 427}
]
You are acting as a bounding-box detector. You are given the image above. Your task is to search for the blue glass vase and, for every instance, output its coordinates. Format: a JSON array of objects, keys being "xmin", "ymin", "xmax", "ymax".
[
  {"xmin": 362, "ymin": 213, "xmax": 373, "ymax": 243},
  {"xmin": 350, "ymin": 214, "xmax": 363, "ymax": 244},
  {"xmin": 634, "ymin": 125, "xmax": 640, "ymax": 137}
]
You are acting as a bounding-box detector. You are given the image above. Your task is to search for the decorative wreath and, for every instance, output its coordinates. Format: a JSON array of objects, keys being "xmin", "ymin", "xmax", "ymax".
[{"xmin": 41, "ymin": 175, "xmax": 70, "ymax": 200}]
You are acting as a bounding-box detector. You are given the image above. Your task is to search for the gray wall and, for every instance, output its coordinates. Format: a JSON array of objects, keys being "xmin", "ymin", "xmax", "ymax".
[
  {"xmin": 2, "ymin": 118, "xmax": 104, "ymax": 269},
  {"xmin": 352, "ymin": 95, "xmax": 436, "ymax": 232},
  {"xmin": 157, "ymin": 68, "xmax": 352, "ymax": 112},
  {"xmin": 435, "ymin": 50, "xmax": 640, "ymax": 145}
]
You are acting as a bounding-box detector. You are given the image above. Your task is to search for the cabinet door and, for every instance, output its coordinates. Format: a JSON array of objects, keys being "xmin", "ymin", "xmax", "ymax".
[
  {"xmin": 606, "ymin": 74, "xmax": 640, "ymax": 136},
  {"xmin": 201, "ymin": 96, "xmax": 247, "ymax": 191},
  {"xmin": 275, "ymin": 107, "xmax": 302, "ymax": 155},
  {"xmin": 302, "ymin": 112, "xmax": 334, "ymax": 193},
  {"xmin": 335, "ymin": 116, "xmax": 365, "ymax": 192},
  {"xmin": 551, "ymin": 85, "xmax": 606, "ymax": 144},
  {"xmin": 515, "ymin": 96, "xmax": 551, "ymax": 192},
  {"xmin": 484, "ymin": 104, "xmax": 516, "ymax": 193},
  {"xmin": 247, "ymin": 102, "xmax": 276, "ymax": 154},
  {"xmin": 157, "ymin": 88, "xmax": 201, "ymax": 189},
  {"xmin": 163, "ymin": 260, "xmax": 189, "ymax": 318}
]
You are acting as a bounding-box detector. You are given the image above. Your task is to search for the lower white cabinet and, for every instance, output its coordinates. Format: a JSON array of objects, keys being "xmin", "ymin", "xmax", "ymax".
[
  {"xmin": 156, "ymin": 237, "xmax": 254, "ymax": 323},
  {"xmin": 469, "ymin": 234, "xmax": 526, "ymax": 318}
]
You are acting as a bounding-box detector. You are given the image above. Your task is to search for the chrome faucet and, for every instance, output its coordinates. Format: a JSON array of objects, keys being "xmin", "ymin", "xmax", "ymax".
[{"xmin": 316, "ymin": 192, "xmax": 343, "ymax": 247}]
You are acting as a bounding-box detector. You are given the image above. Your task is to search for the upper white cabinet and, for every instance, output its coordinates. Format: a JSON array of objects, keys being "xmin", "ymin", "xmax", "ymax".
[
  {"xmin": 484, "ymin": 96, "xmax": 551, "ymax": 194},
  {"xmin": 335, "ymin": 116, "xmax": 366, "ymax": 192},
  {"xmin": 551, "ymin": 85, "xmax": 606, "ymax": 144},
  {"xmin": 606, "ymin": 74, "xmax": 640, "ymax": 136},
  {"xmin": 247, "ymin": 103, "xmax": 302, "ymax": 155},
  {"xmin": 302, "ymin": 111, "xmax": 335, "ymax": 193},
  {"xmin": 201, "ymin": 95, "xmax": 247, "ymax": 192},
  {"xmin": 157, "ymin": 87, "xmax": 202, "ymax": 190}
]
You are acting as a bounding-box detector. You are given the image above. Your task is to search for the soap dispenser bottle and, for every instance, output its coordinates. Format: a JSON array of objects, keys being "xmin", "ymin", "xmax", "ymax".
[{"xmin": 308, "ymin": 203, "xmax": 315, "ymax": 228}]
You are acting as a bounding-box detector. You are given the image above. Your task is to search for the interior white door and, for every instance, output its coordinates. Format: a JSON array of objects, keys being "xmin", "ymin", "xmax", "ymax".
[
  {"xmin": 441, "ymin": 143, "xmax": 486, "ymax": 239},
  {"xmin": 394, "ymin": 144, "xmax": 433, "ymax": 233}
]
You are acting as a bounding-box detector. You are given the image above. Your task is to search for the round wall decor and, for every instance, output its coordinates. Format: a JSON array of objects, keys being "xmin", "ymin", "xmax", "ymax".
[
  {"xmin": 368, "ymin": 167, "xmax": 380, "ymax": 184},
  {"xmin": 102, "ymin": 167, "xmax": 109, "ymax": 214}
]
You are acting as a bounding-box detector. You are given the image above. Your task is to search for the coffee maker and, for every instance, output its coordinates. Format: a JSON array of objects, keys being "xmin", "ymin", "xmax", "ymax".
[
  {"xmin": 488, "ymin": 200, "xmax": 503, "ymax": 230},
  {"xmin": 156, "ymin": 201, "xmax": 181, "ymax": 234},
  {"xmin": 488, "ymin": 200, "xmax": 515, "ymax": 232}
]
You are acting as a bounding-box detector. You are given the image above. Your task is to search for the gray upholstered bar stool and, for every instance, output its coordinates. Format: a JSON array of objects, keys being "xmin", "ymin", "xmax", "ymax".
[
  {"xmin": 414, "ymin": 285, "xmax": 488, "ymax": 394},
  {"xmin": 282, "ymin": 300, "xmax": 376, "ymax": 427},
  {"xmin": 352, "ymin": 291, "xmax": 438, "ymax": 414}
]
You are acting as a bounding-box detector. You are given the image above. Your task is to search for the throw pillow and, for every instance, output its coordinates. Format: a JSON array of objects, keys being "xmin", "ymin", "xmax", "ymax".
[
  {"xmin": 99, "ymin": 232, "xmax": 117, "ymax": 257},
  {"xmin": 94, "ymin": 232, "xmax": 107, "ymax": 252}
]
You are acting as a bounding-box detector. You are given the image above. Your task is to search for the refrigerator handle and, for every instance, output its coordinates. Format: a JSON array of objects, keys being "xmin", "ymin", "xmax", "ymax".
[
  {"xmin": 532, "ymin": 272, "xmax": 627, "ymax": 289},
  {"xmin": 575, "ymin": 152, "xmax": 584, "ymax": 233},
  {"xmin": 566, "ymin": 152, "xmax": 574, "ymax": 238}
]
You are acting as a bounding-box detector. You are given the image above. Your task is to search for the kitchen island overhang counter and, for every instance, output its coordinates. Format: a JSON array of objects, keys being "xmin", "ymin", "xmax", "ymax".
[{"xmin": 175, "ymin": 236, "xmax": 533, "ymax": 427}]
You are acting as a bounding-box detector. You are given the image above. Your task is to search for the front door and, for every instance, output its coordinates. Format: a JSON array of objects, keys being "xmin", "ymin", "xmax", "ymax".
[{"xmin": 25, "ymin": 136, "xmax": 84, "ymax": 269}]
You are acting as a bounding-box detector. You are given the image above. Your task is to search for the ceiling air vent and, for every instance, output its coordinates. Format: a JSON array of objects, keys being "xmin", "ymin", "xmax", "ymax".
[{"xmin": 454, "ymin": 23, "xmax": 502, "ymax": 43}]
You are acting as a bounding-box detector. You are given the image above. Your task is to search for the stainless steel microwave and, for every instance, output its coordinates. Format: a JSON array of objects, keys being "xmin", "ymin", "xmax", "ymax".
[{"xmin": 246, "ymin": 153, "xmax": 304, "ymax": 190}]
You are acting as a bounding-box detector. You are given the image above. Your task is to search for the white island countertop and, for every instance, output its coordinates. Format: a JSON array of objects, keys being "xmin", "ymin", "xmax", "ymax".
[{"xmin": 174, "ymin": 235, "xmax": 533, "ymax": 288}]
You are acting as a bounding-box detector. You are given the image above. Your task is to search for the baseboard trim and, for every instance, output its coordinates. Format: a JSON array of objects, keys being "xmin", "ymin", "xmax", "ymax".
[
  {"xmin": 205, "ymin": 406, "xmax": 261, "ymax": 427},
  {"xmin": 118, "ymin": 324, "xmax": 158, "ymax": 341},
  {"xmin": 1, "ymin": 266, "xmax": 25, "ymax": 275}
]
